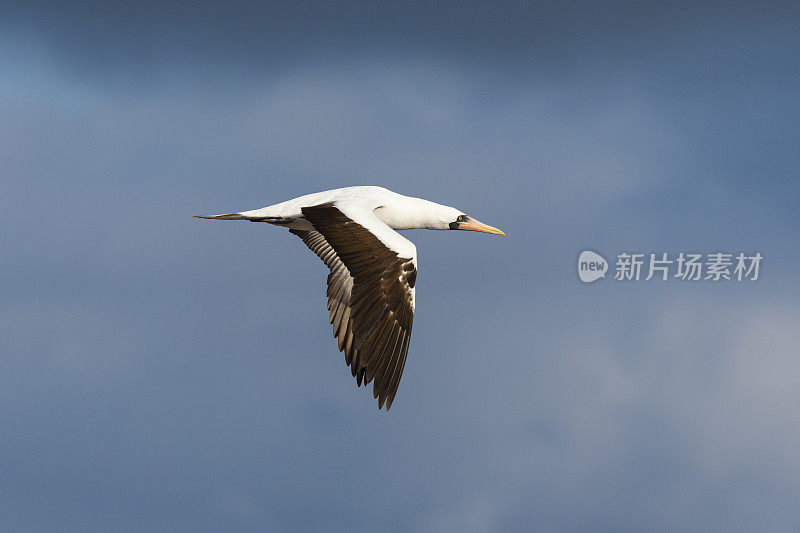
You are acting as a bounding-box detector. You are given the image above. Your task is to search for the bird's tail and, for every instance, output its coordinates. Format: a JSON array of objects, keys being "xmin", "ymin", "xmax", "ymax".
[
  {"xmin": 194, "ymin": 211, "xmax": 294, "ymax": 225},
  {"xmin": 193, "ymin": 212, "xmax": 247, "ymax": 220}
]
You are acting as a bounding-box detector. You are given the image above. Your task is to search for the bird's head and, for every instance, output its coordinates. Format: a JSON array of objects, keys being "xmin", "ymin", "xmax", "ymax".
[
  {"xmin": 393, "ymin": 197, "xmax": 505, "ymax": 234},
  {"xmin": 447, "ymin": 213, "xmax": 505, "ymax": 235}
]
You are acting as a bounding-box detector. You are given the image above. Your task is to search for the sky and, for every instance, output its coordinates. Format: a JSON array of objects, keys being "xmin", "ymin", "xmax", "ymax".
[{"xmin": 2, "ymin": 1, "xmax": 800, "ymax": 531}]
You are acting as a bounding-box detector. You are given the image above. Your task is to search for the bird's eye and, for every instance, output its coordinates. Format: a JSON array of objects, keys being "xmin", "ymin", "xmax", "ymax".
[{"xmin": 457, "ymin": 215, "xmax": 465, "ymax": 222}]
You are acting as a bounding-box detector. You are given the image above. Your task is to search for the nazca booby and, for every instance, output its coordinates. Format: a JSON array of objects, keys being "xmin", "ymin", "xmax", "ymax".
[{"xmin": 196, "ymin": 186, "xmax": 504, "ymax": 410}]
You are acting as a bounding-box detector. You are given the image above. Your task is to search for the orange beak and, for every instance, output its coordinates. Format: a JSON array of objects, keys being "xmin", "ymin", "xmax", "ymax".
[{"xmin": 458, "ymin": 217, "xmax": 505, "ymax": 235}]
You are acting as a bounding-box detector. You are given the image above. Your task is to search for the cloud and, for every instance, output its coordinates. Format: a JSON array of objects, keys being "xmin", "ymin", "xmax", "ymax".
[
  {"xmin": 1, "ymin": 21, "xmax": 799, "ymax": 532},
  {"xmin": 480, "ymin": 298, "xmax": 800, "ymax": 531}
]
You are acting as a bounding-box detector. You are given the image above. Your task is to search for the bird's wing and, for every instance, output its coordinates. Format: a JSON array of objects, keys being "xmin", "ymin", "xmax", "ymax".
[{"xmin": 290, "ymin": 202, "xmax": 416, "ymax": 410}]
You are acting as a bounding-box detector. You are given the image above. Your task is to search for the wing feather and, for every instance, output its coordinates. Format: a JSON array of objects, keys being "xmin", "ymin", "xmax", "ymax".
[{"xmin": 290, "ymin": 203, "xmax": 416, "ymax": 410}]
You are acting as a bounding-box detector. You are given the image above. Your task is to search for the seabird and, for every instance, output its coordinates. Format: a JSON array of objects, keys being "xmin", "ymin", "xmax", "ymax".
[{"xmin": 196, "ymin": 186, "xmax": 504, "ymax": 410}]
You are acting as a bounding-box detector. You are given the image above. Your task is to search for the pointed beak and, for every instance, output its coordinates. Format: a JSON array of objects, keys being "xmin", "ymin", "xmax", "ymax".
[{"xmin": 458, "ymin": 217, "xmax": 505, "ymax": 235}]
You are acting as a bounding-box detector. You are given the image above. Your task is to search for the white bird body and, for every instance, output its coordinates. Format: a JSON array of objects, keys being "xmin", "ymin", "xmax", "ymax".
[
  {"xmin": 236, "ymin": 185, "xmax": 461, "ymax": 232},
  {"xmin": 196, "ymin": 186, "xmax": 503, "ymax": 410}
]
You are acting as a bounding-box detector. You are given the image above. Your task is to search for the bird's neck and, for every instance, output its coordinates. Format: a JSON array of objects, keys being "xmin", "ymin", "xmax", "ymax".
[{"xmin": 374, "ymin": 196, "xmax": 460, "ymax": 230}]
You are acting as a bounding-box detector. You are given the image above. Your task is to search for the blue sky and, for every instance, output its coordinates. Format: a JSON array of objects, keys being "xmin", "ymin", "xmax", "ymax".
[{"xmin": 2, "ymin": 2, "xmax": 799, "ymax": 531}]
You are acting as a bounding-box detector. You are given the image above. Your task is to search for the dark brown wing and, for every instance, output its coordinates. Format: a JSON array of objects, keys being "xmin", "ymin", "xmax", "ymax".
[{"xmin": 290, "ymin": 203, "xmax": 416, "ymax": 410}]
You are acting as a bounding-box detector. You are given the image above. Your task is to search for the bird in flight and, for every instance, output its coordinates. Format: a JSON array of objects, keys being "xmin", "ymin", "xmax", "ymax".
[{"xmin": 196, "ymin": 186, "xmax": 504, "ymax": 410}]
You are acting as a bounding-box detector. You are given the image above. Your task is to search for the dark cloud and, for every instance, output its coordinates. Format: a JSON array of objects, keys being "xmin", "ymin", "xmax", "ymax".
[
  {"xmin": 6, "ymin": 1, "xmax": 800, "ymax": 72},
  {"xmin": 2, "ymin": 3, "xmax": 800, "ymax": 531}
]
